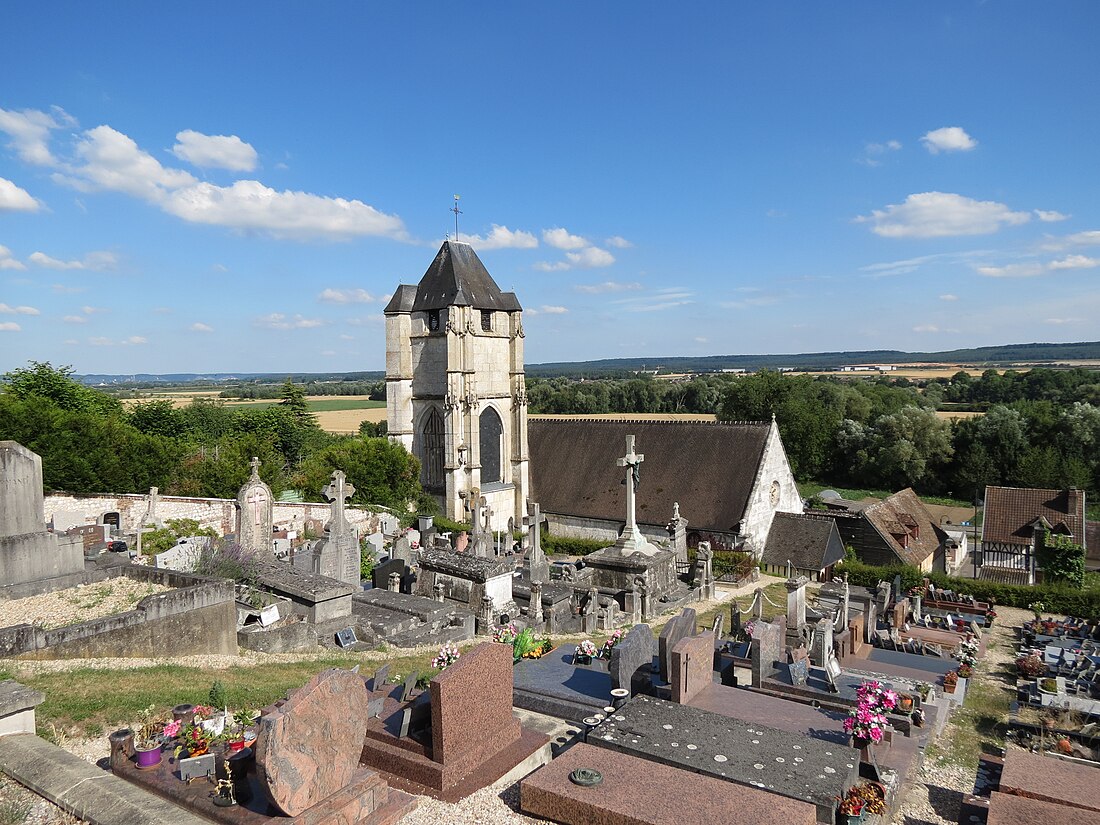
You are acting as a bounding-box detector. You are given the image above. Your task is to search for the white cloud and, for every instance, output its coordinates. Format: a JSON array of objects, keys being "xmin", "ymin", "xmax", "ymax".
[
  {"xmin": 190, "ymin": 322, "xmax": 214, "ymax": 332},
  {"xmin": 346, "ymin": 315, "xmax": 384, "ymax": 326},
  {"xmin": 89, "ymin": 336, "xmax": 111, "ymax": 345},
  {"xmin": 462, "ymin": 224, "xmax": 538, "ymax": 250},
  {"xmin": 0, "ymin": 245, "xmax": 26, "ymax": 271},
  {"xmin": 318, "ymin": 288, "xmax": 375, "ymax": 304},
  {"xmin": 338, "ymin": 333, "xmax": 354, "ymax": 340},
  {"xmin": 855, "ymin": 192, "xmax": 1029, "ymax": 238},
  {"xmin": 939, "ymin": 294, "xmax": 958, "ymax": 301},
  {"xmin": 605, "ymin": 236, "xmax": 633, "ymax": 249},
  {"xmin": 720, "ymin": 295, "xmax": 780, "ymax": 310},
  {"xmin": 613, "ymin": 288, "xmax": 694, "ymax": 313},
  {"xmin": 29, "ymin": 250, "xmax": 117, "ymax": 271},
  {"xmin": 0, "ymin": 303, "xmax": 39, "ymax": 315},
  {"xmin": 0, "ymin": 106, "xmax": 74, "ymax": 165},
  {"xmin": 542, "ymin": 227, "xmax": 590, "ymax": 250},
  {"xmin": 1045, "ymin": 317, "xmax": 1082, "ymax": 325},
  {"xmin": 694, "ymin": 336, "xmax": 708, "ymax": 343},
  {"xmin": 0, "ymin": 322, "xmax": 21, "ymax": 331},
  {"xmin": 320, "ymin": 350, "xmax": 336, "ymax": 356},
  {"xmin": 574, "ymin": 281, "xmax": 642, "ymax": 294},
  {"xmin": 1034, "ymin": 209, "xmax": 1069, "ymax": 222},
  {"xmin": 920, "ymin": 126, "xmax": 977, "ymax": 154},
  {"xmin": 51, "ymin": 283, "xmax": 84, "ymax": 294},
  {"xmin": 63, "ymin": 315, "xmax": 87, "ymax": 323},
  {"xmin": 913, "ymin": 324, "xmax": 940, "ymax": 333},
  {"xmin": 164, "ymin": 180, "xmax": 406, "ymax": 240},
  {"xmin": 859, "ymin": 139, "xmax": 902, "ymax": 166},
  {"xmin": 566, "ymin": 247, "xmax": 615, "ymax": 268},
  {"xmin": 55, "ymin": 125, "xmax": 197, "ymax": 202},
  {"xmin": 89, "ymin": 335, "xmax": 146, "ymax": 346},
  {"xmin": 533, "ymin": 260, "xmax": 570, "ymax": 272},
  {"xmin": 527, "ymin": 305, "xmax": 569, "ymax": 316},
  {"xmin": 974, "ymin": 253, "xmax": 1100, "ymax": 278},
  {"xmin": 255, "ymin": 312, "xmax": 325, "ymax": 330},
  {"xmin": 81, "ymin": 305, "xmax": 103, "ymax": 314},
  {"xmin": 0, "ymin": 177, "xmax": 40, "ymax": 212},
  {"xmin": 171, "ymin": 130, "xmax": 258, "ymax": 172}
]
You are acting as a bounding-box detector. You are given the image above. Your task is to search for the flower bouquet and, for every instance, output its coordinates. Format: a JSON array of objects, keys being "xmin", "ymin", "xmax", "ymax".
[
  {"xmin": 492, "ymin": 622, "xmax": 518, "ymax": 645},
  {"xmin": 601, "ymin": 629, "xmax": 625, "ymax": 659},
  {"xmin": 432, "ymin": 643, "xmax": 461, "ymax": 671},
  {"xmin": 575, "ymin": 639, "xmax": 598, "ymax": 664},
  {"xmin": 844, "ymin": 680, "xmax": 896, "ymax": 746}
]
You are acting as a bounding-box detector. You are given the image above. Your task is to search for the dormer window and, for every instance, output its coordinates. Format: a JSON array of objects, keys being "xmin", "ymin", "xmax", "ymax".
[
  {"xmin": 428, "ymin": 310, "xmax": 441, "ymax": 332},
  {"xmin": 481, "ymin": 310, "xmax": 493, "ymax": 332}
]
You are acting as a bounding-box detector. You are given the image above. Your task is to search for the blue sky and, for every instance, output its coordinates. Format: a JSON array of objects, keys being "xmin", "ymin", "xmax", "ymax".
[{"xmin": 2, "ymin": 2, "xmax": 1099, "ymax": 374}]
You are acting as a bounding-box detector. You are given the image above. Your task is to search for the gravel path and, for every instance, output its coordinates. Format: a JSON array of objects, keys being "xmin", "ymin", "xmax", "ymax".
[{"xmin": 0, "ymin": 579, "xmax": 172, "ymax": 630}]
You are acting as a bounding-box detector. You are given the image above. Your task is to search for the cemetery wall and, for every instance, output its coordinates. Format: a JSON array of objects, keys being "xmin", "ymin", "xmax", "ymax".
[
  {"xmin": 44, "ymin": 492, "xmax": 381, "ymax": 537},
  {"xmin": 0, "ymin": 567, "xmax": 236, "ymax": 660},
  {"xmin": 541, "ymin": 512, "xmax": 671, "ymax": 547}
]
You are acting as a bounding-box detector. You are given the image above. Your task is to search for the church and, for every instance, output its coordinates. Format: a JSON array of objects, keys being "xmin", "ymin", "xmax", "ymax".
[{"xmin": 386, "ymin": 241, "xmax": 803, "ymax": 558}]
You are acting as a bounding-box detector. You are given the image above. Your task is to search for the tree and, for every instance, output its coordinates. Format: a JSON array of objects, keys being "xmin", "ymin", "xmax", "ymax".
[
  {"xmin": 293, "ymin": 437, "xmax": 421, "ymax": 512},
  {"xmin": 2, "ymin": 361, "xmax": 123, "ymax": 417},
  {"xmin": 1037, "ymin": 534, "xmax": 1085, "ymax": 587},
  {"xmin": 279, "ymin": 378, "xmax": 315, "ymax": 426},
  {"xmin": 127, "ymin": 400, "xmax": 185, "ymax": 438},
  {"xmin": 847, "ymin": 407, "xmax": 953, "ymax": 490}
]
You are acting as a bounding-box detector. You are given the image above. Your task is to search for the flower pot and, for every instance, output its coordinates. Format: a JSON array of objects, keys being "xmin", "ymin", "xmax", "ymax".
[
  {"xmin": 212, "ymin": 793, "xmax": 235, "ymax": 808},
  {"xmin": 227, "ymin": 739, "xmax": 246, "ymax": 754},
  {"xmin": 135, "ymin": 745, "xmax": 162, "ymax": 769},
  {"xmin": 899, "ymin": 696, "xmax": 913, "ymax": 712},
  {"xmin": 845, "ymin": 812, "xmax": 865, "ymax": 825},
  {"xmin": 574, "ymin": 654, "xmax": 592, "ymax": 666}
]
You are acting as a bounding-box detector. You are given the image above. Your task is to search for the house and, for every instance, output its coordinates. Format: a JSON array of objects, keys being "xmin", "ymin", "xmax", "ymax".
[
  {"xmin": 812, "ymin": 488, "xmax": 948, "ymax": 572},
  {"xmin": 979, "ymin": 486, "xmax": 1087, "ymax": 583},
  {"xmin": 527, "ymin": 417, "xmax": 803, "ymax": 557},
  {"xmin": 759, "ymin": 512, "xmax": 846, "ymax": 581}
]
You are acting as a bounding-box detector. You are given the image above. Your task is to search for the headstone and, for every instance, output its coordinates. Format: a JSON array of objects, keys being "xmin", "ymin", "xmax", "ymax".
[
  {"xmin": 970, "ymin": 621, "xmax": 982, "ymax": 637},
  {"xmin": 236, "ymin": 457, "xmax": 273, "ymax": 556},
  {"xmin": 666, "ymin": 500, "xmax": 689, "ymax": 563},
  {"xmin": 469, "ymin": 493, "xmax": 492, "ymax": 558},
  {"xmin": 391, "ymin": 534, "xmax": 413, "ymax": 566},
  {"xmin": 372, "ymin": 557, "xmax": 407, "ymax": 593},
  {"xmin": 399, "ymin": 671, "xmax": 418, "ymax": 702},
  {"xmin": 749, "ymin": 617, "xmax": 785, "ymax": 686},
  {"xmin": 694, "ymin": 541, "xmax": 715, "ymax": 599},
  {"xmin": 669, "ymin": 630, "xmax": 715, "ymax": 704},
  {"xmin": 788, "ymin": 656, "xmax": 809, "ymax": 687},
  {"xmin": 455, "ymin": 531, "xmax": 469, "ymax": 553},
  {"xmin": 824, "ymin": 657, "xmax": 842, "ymax": 691},
  {"xmin": 810, "ymin": 616, "xmax": 833, "ymax": 668},
  {"xmin": 254, "ymin": 668, "xmax": 370, "ymax": 816},
  {"xmin": 429, "ymin": 642, "xmax": 522, "ymax": 775},
  {"xmin": 876, "ymin": 580, "xmax": 891, "ymax": 617},
  {"xmin": 370, "ymin": 664, "xmax": 390, "ymax": 693},
  {"xmin": 659, "ymin": 608, "xmax": 697, "ymax": 682},
  {"xmin": 527, "ymin": 502, "xmax": 550, "ymax": 584},
  {"xmin": 609, "ymin": 623, "xmax": 656, "ymax": 696},
  {"xmin": 366, "ymin": 697, "xmax": 384, "ymax": 719},
  {"xmin": 892, "ymin": 574, "xmax": 903, "ymax": 604},
  {"xmin": 530, "ymin": 580, "xmax": 544, "ymax": 625}
]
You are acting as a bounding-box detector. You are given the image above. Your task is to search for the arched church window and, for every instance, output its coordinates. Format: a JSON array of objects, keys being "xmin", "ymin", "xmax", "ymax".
[
  {"xmin": 479, "ymin": 407, "xmax": 504, "ymax": 485},
  {"xmin": 419, "ymin": 408, "xmax": 445, "ymax": 490}
]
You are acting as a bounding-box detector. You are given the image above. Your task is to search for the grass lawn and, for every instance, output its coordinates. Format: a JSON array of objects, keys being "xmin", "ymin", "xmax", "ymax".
[
  {"xmin": 693, "ymin": 581, "xmax": 791, "ymax": 631},
  {"xmin": 797, "ymin": 481, "xmax": 971, "ymax": 509}
]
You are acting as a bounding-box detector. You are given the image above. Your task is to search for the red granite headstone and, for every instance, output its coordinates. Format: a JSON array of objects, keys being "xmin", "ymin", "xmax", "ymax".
[
  {"xmin": 254, "ymin": 668, "xmax": 371, "ymax": 816},
  {"xmin": 670, "ymin": 630, "xmax": 715, "ymax": 704},
  {"xmin": 430, "ymin": 642, "xmax": 520, "ymax": 775}
]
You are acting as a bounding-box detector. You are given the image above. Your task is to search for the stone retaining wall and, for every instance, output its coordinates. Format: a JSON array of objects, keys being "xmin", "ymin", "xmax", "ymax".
[{"xmin": 0, "ymin": 565, "xmax": 237, "ymax": 660}]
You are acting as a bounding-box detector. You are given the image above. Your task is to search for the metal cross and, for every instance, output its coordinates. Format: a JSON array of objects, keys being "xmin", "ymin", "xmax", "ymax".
[{"xmin": 451, "ymin": 194, "xmax": 462, "ymax": 241}]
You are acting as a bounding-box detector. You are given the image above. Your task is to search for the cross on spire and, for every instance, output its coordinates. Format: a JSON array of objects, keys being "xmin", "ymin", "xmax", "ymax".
[
  {"xmin": 451, "ymin": 194, "xmax": 462, "ymax": 242},
  {"xmin": 616, "ymin": 435, "xmax": 645, "ymax": 545}
]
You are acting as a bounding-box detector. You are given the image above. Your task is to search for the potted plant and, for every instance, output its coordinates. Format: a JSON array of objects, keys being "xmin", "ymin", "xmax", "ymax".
[
  {"xmin": 898, "ymin": 694, "xmax": 914, "ymax": 712},
  {"xmin": 1038, "ymin": 677, "xmax": 1059, "ymax": 696},
  {"xmin": 225, "ymin": 709, "xmax": 254, "ymax": 754},
  {"xmin": 574, "ymin": 639, "xmax": 598, "ymax": 665},
  {"xmin": 914, "ymin": 681, "xmax": 932, "ymax": 701},
  {"xmin": 176, "ymin": 721, "xmax": 214, "ymax": 759},
  {"xmin": 850, "ymin": 782, "xmax": 886, "ymax": 818},
  {"xmin": 837, "ymin": 791, "xmax": 865, "ymax": 824},
  {"xmin": 943, "ymin": 670, "xmax": 959, "ymax": 694},
  {"xmin": 844, "ymin": 680, "xmax": 896, "ymax": 748},
  {"xmin": 134, "ymin": 706, "xmax": 166, "ymax": 769},
  {"xmin": 1029, "ymin": 600, "xmax": 1045, "ymax": 620}
]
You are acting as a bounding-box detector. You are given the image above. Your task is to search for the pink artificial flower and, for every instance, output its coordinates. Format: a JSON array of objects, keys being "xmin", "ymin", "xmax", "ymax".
[{"xmin": 163, "ymin": 720, "xmax": 181, "ymax": 738}]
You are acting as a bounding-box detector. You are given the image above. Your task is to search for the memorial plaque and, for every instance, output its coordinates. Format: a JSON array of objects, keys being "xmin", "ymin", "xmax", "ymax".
[
  {"xmin": 179, "ymin": 752, "xmax": 216, "ymax": 783},
  {"xmin": 367, "ymin": 697, "xmax": 384, "ymax": 719},
  {"xmin": 334, "ymin": 627, "xmax": 358, "ymax": 648},
  {"xmin": 259, "ymin": 604, "xmax": 280, "ymax": 627},
  {"xmin": 788, "ymin": 658, "xmax": 809, "ymax": 686},
  {"xmin": 370, "ymin": 664, "xmax": 390, "ymax": 693},
  {"xmin": 400, "ymin": 670, "xmax": 419, "ymax": 702}
]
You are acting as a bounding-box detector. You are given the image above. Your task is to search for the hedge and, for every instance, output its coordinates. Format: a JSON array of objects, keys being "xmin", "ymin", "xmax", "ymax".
[
  {"xmin": 542, "ymin": 533, "xmax": 607, "ymax": 556},
  {"xmin": 837, "ymin": 559, "xmax": 1100, "ymax": 619}
]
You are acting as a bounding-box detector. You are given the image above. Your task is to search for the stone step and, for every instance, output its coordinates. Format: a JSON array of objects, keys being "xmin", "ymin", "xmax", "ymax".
[{"xmin": 365, "ymin": 787, "xmax": 420, "ymax": 825}]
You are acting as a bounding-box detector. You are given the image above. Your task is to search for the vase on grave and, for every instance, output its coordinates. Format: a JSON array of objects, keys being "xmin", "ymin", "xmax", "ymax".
[{"xmin": 135, "ymin": 745, "xmax": 162, "ymax": 769}]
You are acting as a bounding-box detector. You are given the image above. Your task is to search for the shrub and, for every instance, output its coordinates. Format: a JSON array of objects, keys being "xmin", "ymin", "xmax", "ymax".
[
  {"xmin": 541, "ymin": 533, "xmax": 607, "ymax": 556},
  {"xmin": 1015, "ymin": 654, "xmax": 1046, "ymax": 678}
]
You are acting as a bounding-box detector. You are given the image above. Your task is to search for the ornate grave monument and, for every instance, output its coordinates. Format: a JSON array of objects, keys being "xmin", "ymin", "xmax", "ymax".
[{"xmin": 236, "ymin": 457, "xmax": 273, "ymax": 556}]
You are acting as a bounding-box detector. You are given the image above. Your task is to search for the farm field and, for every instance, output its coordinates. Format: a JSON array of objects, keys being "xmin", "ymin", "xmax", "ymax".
[
  {"xmin": 122, "ymin": 393, "xmax": 386, "ymax": 434},
  {"xmin": 935, "ymin": 410, "xmax": 984, "ymax": 420}
]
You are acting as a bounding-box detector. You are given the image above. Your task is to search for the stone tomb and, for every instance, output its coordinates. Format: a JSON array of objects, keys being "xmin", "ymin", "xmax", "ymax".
[
  {"xmin": 0, "ymin": 442, "xmax": 84, "ymax": 595},
  {"xmin": 254, "ymin": 559, "xmax": 354, "ymax": 625},
  {"xmin": 359, "ymin": 642, "xmax": 551, "ymax": 801},
  {"xmin": 237, "ymin": 458, "xmax": 274, "ymax": 556},
  {"xmin": 590, "ymin": 695, "xmax": 858, "ymax": 822},
  {"xmin": 414, "ymin": 548, "xmax": 515, "ymax": 617}
]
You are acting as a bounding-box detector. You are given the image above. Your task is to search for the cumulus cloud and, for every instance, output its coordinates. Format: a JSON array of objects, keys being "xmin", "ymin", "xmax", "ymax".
[
  {"xmin": 913, "ymin": 324, "xmax": 940, "ymax": 333},
  {"xmin": 532, "ymin": 260, "xmax": 570, "ymax": 272},
  {"xmin": 171, "ymin": 130, "xmax": 258, "ymax": 172},
  {"xmin": 190, "ymin": 322, "xmax": 214, "ymax": 332},
  {"xmin": 542, "ymin": 227, "xmax": 590, "ymax": 250},
  {"xmin": 1049, "ymin": 255, "xmax": 1100, "ymax": 270},
  {"xmin": 0, "ymin": 322, "xmax": 21, "ymax": 332},
  {"xmin": 0, "ymin": 177, "xmax": 40, "ymax": 211},
  {"xmin": 974, "ymin": 254, "xmax": 1100, "ymax": 278},
  {"xmin": 318, "ymin": 288, "xmax": 375, "ymax": 304},
  {"xmin": 920, "ymin": 126, "xmax": 977, "ymax": 154},
  {"xmin": 89, "ymin": 335, "xmax": 146, "ymax": 346},
  {"xmin": 28, "ymin": 250, "xmax": 117, "ymax": 270},
  {"xmin": 1034, "ymin": 209, "xmax": 1069, "ymax": 222},
  {"xmin": 0, "ymin": 303, "xmax": 39, "ymax": 315},
  {"xmin": 163, "ymin": 180, "xmax": 406, "ymax": 240},
  {"xmin": 0, "ymin": 245, "xmax": 26, "ymax": 271},
  {"xmin": 54, "ymin": 125, "xmax": 197, "ymax": 201},
  {"xmin": 0, "ymin": 106, "xmax": 74, "ymax": 165},
  {"xmin": 255, "ymin": 312, "xmax": 325, "ymax": 330},
  {"xmin": 461, "ymin": 224, "xmax": 538, "ymax": 250},
  {"xmin": 574, "ymin": 281, "xmax": 642, "ymax": 294},
  {"xmin": 535, "ymin": 245, "xmax": 617, "ymax": 271},
  {"xmin": 855, "ymin": 192, "xmax": 1030, "ymax": 238},
  {"xmin": 605, "ymin": 236, "xmax": 633, "ymax": 249},
  {"xmin": 1041, "ymin": 230, "xmax": 1100, "ymax": 251}
]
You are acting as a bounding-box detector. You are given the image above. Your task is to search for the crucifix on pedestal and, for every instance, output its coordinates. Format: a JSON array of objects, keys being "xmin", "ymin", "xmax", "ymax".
[
  {"xmin": 616, "ymin": 435, "xmax": 645, "ymax": 549},
  {"xmin": 323, "ymin": 469, "xmax": 356, "ymax": 532}
]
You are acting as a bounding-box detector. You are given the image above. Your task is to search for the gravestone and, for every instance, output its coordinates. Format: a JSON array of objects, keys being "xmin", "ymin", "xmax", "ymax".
[
  {"xmin": 666, "ymin": 501, "xmax": 689, "ymax": 564},
  {"xmin": 178, "ymin": 752, "xmax": 216, "ymax": 783},
  {"xmin": 526, "ymin": 502, "xmax": 550, "ymax": 584},
  {"xmin": 609, "ymin": 623, "xmax": 656, "ymax": 696},
  {"xmin": 785, "ymin": 575, "xmax": 810, "ymax": 649},
  {"xmin": 788, "ymin": 656, "xmax": 809, "ymax": 686},
  {"xmin": 810, "ymin": 615, "xmax": 833, "ymax": 668},
  {"xmin": 254, "ymin": 668, "xmax": 370, "ymax": 816},
  {"xmin": 370, "ymin": 664, "xmax": 390, "ymax": 693},
  {"xmin": 236, "ymin": 457, "xmax": 273, "ymax": 556},
  {"xmin": 658, "ymin": 608, "xmax": 697, "ymax": 682},
  {"xmin": 749, "ymin": 617, "xmax": 785, "ymax": 686},
  {"xmin": 391, "ymin": 534, "xmax": 414, "ymax": 566},
  {"xmin": 430, "ymin": 642, "xmax": 522, "ymax": 776},
  {"xmin": 876, "ymin": 580, "xmax": 891, "ymax": 617},
  {"xmin": 670, "ymin": 630, "xmax": 715, "ymax": 704},
  {"xmin": 366, "ymin": 697, "xmax": 384, "ymax": 719},
  {"xmin": 400, "ymin": 671, "xmax": 419, "ymax": 702},
  {"xmin": 372, "ymin": 556, "xmax": 408, "ymax": 592}
]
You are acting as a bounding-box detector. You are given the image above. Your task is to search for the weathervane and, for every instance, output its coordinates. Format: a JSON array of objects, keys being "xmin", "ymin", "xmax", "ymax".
[{"xmin": 451, "ymin": 195, "xmax": 462, "ymax": 242}]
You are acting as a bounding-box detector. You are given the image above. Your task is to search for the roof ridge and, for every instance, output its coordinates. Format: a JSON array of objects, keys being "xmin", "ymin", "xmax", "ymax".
[{"xmin": 530, "ymin": 417, "xmax": 769, "ymax": 426}]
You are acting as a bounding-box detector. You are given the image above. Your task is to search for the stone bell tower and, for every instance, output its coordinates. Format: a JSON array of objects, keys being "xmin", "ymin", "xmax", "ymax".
[{"xmin": 385, "ymin": 241, "xmax": 529, "ymax": 533}]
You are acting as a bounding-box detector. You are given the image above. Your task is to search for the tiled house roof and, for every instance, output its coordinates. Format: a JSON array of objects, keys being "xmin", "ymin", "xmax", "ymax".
[
  {"xmin": 861, "ymin": 488, "xmax": 946, "ymax": 568},
  {"xmin": 981, "ymin": 486, "xmax": 1086, "ymax": 549},
  {"xmin": 760, "ymin": 512, "xmax": 846, "ymax": 572}
]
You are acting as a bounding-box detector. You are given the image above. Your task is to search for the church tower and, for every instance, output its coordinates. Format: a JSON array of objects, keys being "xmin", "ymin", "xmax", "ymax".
[{"xmin": 385, "ymin": 241, "xmax": 529, "ymax": 533}]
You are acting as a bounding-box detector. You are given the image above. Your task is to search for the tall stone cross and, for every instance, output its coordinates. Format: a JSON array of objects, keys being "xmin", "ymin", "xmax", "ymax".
[
  {"xmin": 616, "ymin": 435, "xmax": 644, "ymax": 546},
  {"xmin": 323, "ymin": 470, "xmax": 355, "ymax": 533}
]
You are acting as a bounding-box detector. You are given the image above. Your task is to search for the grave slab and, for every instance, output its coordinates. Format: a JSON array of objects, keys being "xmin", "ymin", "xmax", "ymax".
[
  {"xmin": 513, "ymin": 649, "xmax": 612, "ymax": 722},
  {"xmin": 987, "ymin": 791, "xmax": 1083, "ymax": 825},
  {"xmin": 997, "ymin": 748, "xmax": 1100, "ymax": 814},
  {"xmin": 520, "ymin": 742, "xmax": 817, "ymax": 825}
]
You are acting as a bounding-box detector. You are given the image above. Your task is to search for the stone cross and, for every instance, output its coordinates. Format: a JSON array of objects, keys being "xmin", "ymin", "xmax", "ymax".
[
  {"xmin": 143, "ymin": 486, "xmax": 160, "ymax": 527},
  {"xmin": 616, "ymin": 435, "xmax": 644, "ymax": 546},
  {"xmin": 249, "ymin": 456, "xmax": 261, "ymax": 478},
  {"xmin": 527, "ymin": 502, "xmax": 549, "ymax": 584},
  {"xmin": 247, "ymin": 488, "xmax": 268, "ymax": 527},
  {"xmin": 322, "ymin": 470, "xmax": 355, "ymax": 532}
]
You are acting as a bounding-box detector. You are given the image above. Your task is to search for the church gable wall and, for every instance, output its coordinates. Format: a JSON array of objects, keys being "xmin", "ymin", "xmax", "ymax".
[{"xmin": 739, "ymin": 422, "xmax": 802, "ymax": 558}]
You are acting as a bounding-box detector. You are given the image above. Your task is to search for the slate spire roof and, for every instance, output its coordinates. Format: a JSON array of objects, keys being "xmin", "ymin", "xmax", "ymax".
[{"xmin": 384, "ymin": 241, "xmax": 521, "ymax": 314}]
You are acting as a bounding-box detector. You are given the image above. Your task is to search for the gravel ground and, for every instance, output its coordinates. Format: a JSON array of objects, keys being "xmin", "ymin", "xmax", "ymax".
[{"xmin": 0, "ymin": 579, "xmax": 172, "ymax": 630}]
